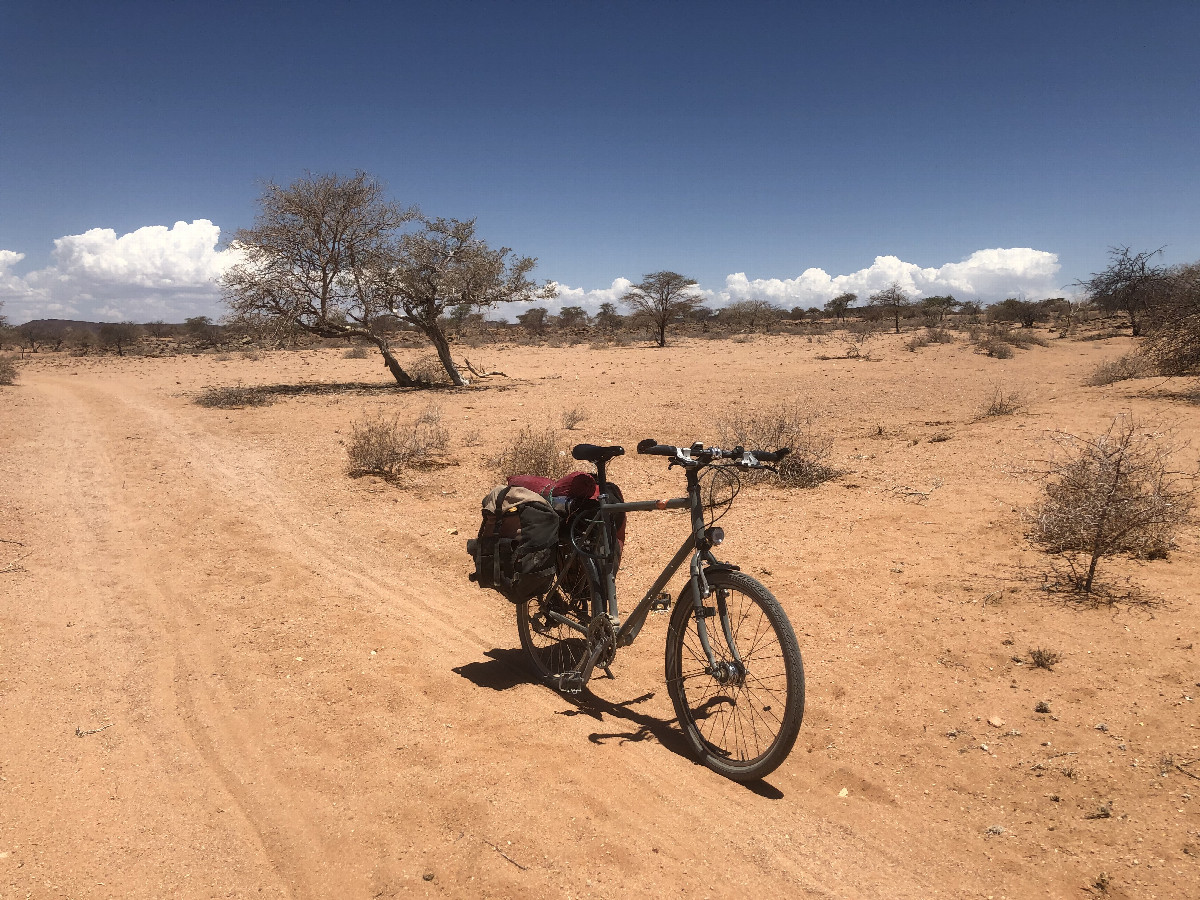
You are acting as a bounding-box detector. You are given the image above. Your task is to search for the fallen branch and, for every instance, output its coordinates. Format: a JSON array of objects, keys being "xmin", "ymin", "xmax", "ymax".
[
  {"xmin": 888, "ymin": 478, "xmax": 943, "ymax": 504},
  {"xmin": 75, "ymin": 723, "xmax": 113, "ymax": 737},
  {"xmin": 483, "ymin": 839, "xmax": 528, "ymax": 871},
  {"xmin": 462, "ymin": 358, "xmax": 508, "ymax": 379},
  {"xmin": 0, "ymin": 538, "xmax": 25, "ymax": 545},
  {"xmin": 0, "ymin": 551, "xmax": 31, "ymax": 574},
  {"xmin": 1176, "ymin": 758, "xmax": 1200, "ymax": 781}
]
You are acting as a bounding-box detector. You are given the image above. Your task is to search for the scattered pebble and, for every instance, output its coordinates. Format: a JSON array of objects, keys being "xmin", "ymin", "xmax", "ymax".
[{"xmin": 987, "ymin": 716, "xmax": 1004, "ymax": 728}]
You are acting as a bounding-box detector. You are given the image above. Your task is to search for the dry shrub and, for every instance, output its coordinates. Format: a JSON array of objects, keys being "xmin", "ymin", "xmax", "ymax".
[
  {"xmin": 346, "ymin": 405, "xmax": 450, "ymax": 479},
  {"xmin": 0, "ymin": 356, "xmax": 18, "ymax": 386},
  {"xmin": 561, "ymin": 406, "xmax": 586, "ymax": 430},
  {"xmin": 979, "ymin": 383, "xmax": 1024, "ymax": 418},
  {"xmin": 927, "ymin": 326, "xmax": 954, "ymax": 344},
  {"xmin": 904, "ymin": 333, "xmax": 930, "ymax": 352},
  {"xmin": 344, "ymin": 345, "xmax": 371, "ymax": 359},
  {"xmin": 718, "ymin": 407, "xmax": 840, "ymax": 488},
  {"xmin": 408, "ymin": 353, "xmax": 451, "ymax": 385},
  {"xmin": 195, "ymin": 384, "xmax": 275, "ymax": 408},
  {"xmin": 980, "ymin": 337, "xmax": 1015, "ymax": 359},
  {"xmin": 1029, "ymin": 647, "xmax": 1060, "ymax": 670},
  {"xmin": 1085, "ymin": 352, "xmax": 1147, "ymax": 386},
  {"xmin": 970, "ymin": 324, "xmax": 1046, "ymax": 358},
  {"xmin": 1026, "ymin": 415, "xmax": 1195, "ymax": 594},
  {"xmin": 489, "ymin": 425, "xmax": 571, "ymax": 480}
]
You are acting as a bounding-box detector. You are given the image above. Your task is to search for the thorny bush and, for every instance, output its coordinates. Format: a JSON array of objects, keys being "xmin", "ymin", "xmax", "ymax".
[
  {"xmin": 718, "ymin": 407, "xmax": 840, "ymax": 488},
  {"xmin": 346, "ymin": 405, "xmax": 450, "ymax": 479},
  {"xmin": 1026, "ymin": 415, "xmax": 1195, "ymax": 595}
]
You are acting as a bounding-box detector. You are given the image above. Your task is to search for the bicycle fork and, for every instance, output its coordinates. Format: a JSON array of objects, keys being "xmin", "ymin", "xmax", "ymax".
[{"xmin": 687, "ymin": 565, "xmax": 747, "ymax": 688}]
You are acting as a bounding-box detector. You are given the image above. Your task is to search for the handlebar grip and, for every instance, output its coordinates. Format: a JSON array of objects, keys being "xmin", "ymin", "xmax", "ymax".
[
  {"xmin": 637, "ymin": 438, "xmax": 677, "ymax": 456},
  {"xmin": 750, "ymin": 447, "xmax": 791, "ymax": 463}
]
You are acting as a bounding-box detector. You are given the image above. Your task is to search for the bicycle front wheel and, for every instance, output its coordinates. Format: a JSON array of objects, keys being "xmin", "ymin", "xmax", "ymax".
[{"xmin": 665, "ymin": 571, "xmax": 804, "ymax": 782}]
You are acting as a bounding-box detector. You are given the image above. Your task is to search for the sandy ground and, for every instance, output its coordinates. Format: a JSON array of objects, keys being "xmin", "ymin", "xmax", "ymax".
[{"xmin": 1, "ymin": 330, "xmax": 1197, "ymax": 899}]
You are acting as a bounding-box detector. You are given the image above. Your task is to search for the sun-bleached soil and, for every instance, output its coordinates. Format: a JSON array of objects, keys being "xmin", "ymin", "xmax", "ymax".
[{"xmin": 1, "ymin": 330, "xmax": 1197, "ymax": 899}]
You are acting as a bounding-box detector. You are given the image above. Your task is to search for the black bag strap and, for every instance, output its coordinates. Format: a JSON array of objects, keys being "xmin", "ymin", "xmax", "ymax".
[
  {"xmin": 490, "ymin": 485, "xmax": 513, "ymax": 587},
  {"xmin": 490, "ymin": 486, "xmax": 512, "ymax": 537}
]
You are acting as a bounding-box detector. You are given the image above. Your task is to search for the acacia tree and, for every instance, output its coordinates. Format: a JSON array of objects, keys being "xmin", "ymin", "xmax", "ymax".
[
  {"xmin": 556, "ymin": 306, "xmax": 589, "ymax": 330},
  {"xmin": 384, "ymin": 216, "xmax": 552, "ymax": 386},
  {"xmin": 222, "ymin": 172, "xmax": 420, "ymax": 383},
  {"xmin": 99, "ymin": 322, "xmax": 142, "ymax": 356},
  {"xmin": 1142, "ymin": 261, "xmax": 1200, "ymax": 374},
  {"xmin": 222, "ymin": 173, "xmax": 548, "ymax": 387},
  {"xmin": 594, "ymin": 301, "xmax": 623, "ymax": 335},
  {"xmin": 621, "ymin": 271, "xmax": 705, "ymax": 347},
  {"xmin": 823, "ymin": 292, "xmax": 856, "ymax": 322},
  {"xmin": 921, "ymin": 294, "xmax": 959, "ymax": 323},
  {"xmin": 1077, "ymin": 246, "xmax": 1167, "ymax": 337},
  {"xmin": 870, "ymin": 283, "xmax": 911, "ymax": 333}
]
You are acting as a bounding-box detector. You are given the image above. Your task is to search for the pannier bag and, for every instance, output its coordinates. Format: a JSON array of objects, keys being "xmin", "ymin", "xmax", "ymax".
[{"xmin": 467, "ymin": 485, "xmax": 560, "ymax": 602}]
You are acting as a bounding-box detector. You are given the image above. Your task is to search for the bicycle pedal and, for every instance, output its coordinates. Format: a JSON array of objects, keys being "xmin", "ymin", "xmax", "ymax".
[
  {"xmin": 557, "ymin": 672, "xmax": 585, "ymax": 694},
  {"xmin": 650, "ymin": 592, "xmax": 671, "ymax": 613}
]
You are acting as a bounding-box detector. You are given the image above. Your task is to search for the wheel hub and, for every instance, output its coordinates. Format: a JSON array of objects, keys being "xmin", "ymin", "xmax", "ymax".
[{"xmin": 709, "ymin": 660, "xmax": 746, "ymax": 687}]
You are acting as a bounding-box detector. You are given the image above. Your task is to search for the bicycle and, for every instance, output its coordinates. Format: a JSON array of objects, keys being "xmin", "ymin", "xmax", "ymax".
[{"xmin": 516, "ymin": 438, "xmax": 805, "ymax": 782}]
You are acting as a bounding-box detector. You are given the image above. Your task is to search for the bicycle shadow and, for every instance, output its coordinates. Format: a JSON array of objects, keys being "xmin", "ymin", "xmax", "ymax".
[
  {"xmin": 453, "ymin": 650, "xmax": 785, "ymax": 799},
  {"xmin": 451, "ymin": 647, "xmax": 531, "ymax": 691}
]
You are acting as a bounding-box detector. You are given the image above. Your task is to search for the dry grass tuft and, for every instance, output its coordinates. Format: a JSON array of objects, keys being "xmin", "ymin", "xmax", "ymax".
[
  {"xmin": 979, "ymin": 383, "xmax": 1025, "ymax": 418},
  {"xmin": 561, "ymin": 406, "xmax": 586, "ymax": 430},
  {"xmin": 1029, "ymin": 647, "xmax": 1060, "ymax": 670},
  {"xmin": 1085, "ymin": 352, "xmax": 1147, "ymax": 386},
  {"xmin": 0, "ymin": 355, "xmax": 18, "ymax": 386},
  {"xmin": 194, "ymin": 384, "xmax": 275, "ymax": 408},
  {"xmin": 345, "ymin": 405, "xmax": 450, "ymax": 479},
  {"xmin": 343, "ymin": 346, "xmax": 371, "ymax": 359},
  {"xmin": 408, "ymin": 353, "xmax": 452, "ymax": 385},
  {"xmin": 488, "ymin": 425, "xmax": 572, "ymax": 480},
  {"xmin": 718, "ymin": 407, "xmax": 840, "ymax": 488}
]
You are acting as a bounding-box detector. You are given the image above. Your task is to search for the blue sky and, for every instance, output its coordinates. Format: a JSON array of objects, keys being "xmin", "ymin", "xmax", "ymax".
[{"xmin": 2, "ymin": 0, "xmax": 1198, "ymax": 322}]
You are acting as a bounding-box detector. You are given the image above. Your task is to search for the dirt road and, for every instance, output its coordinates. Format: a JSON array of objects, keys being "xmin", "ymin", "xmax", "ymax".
[{"xmin": 2, "ymin": 339, "xmax": 1196, "ymax": 898}]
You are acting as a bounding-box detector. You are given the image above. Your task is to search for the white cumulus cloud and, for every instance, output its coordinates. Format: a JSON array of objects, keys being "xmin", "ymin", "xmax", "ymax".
[
  {"xmin": 0, "ymin": 220, "xmax": 236, "ymax": 322},
  {"xmin": 718, "ymin": 248, "xmax": 1063, "ymax": 308},
  {"xmin": 1, "ymin": 227, "xmax": 1064, "ymax": 326}
]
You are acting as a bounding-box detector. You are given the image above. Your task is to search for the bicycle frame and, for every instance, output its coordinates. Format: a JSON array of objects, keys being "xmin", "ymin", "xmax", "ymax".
[{"xmin": 547, "ymin": 460, "xmax": 744, "ymax": 685}]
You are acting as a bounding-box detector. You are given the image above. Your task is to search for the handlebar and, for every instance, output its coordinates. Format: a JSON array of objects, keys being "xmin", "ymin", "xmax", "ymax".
[{"xmin": 636, "ymin": 438, "xmax": 790, "ymax": 467}]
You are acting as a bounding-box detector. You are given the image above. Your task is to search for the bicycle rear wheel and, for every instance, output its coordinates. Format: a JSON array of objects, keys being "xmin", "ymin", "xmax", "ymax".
[
  {"xmin": 516, "ymin": 550, "xmax": 593, "ymax": 682},
  {"xmin": 665, "ymin": 571, "xmax": 804, "ymax": 782}
]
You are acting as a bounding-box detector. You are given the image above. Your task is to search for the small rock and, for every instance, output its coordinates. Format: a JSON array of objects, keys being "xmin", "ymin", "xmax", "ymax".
[
  {"xmin": 1095, "ymin": 723, "xmax": 1108, "ymax": 732},
  {"xmin": 985, "ymin": 824, "xmax": 1005, "ymax": 836},
  {"xmin": 448, "ymin": 528, "xmax": 458, "ymax": 535},
  {"xmin": 838, "ymin": 787, "xmax": 848, "ymax": 798},
  {"xmin": 423, "ymin": 872, "xmax": 435, "ymax": 882},
  {"xmin": 987, "ymin": 716, "xmax": 1004, "ymax": 728},
  {"xmin": 980, "ymin": 743, "xmax": 989, "ymax": 751}
]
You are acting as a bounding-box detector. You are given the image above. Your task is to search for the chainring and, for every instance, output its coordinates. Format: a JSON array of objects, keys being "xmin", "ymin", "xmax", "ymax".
[{"xmin": 586, "ymin": 614, "xmax": 617, "ymax": 670}]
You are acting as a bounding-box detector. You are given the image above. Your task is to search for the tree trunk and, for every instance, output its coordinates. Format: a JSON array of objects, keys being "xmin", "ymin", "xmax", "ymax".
[
  {"xmin": 373, "ymin": 340, "xmax": 415, "ymax": 387},
  {"xmin": 430, "ymin": 328, "xmax": 467, "ymax": 386},
  {"xmin": 657, "ymin": 320, "xmax": 667, "ymax": 347},
  {"xmin": 893, "ymin": 308, "xmax": 900, "ymax": 334},
  {"xmin": 1083, "ymin": 552, "xmax": 1100, "ymax": 594}
]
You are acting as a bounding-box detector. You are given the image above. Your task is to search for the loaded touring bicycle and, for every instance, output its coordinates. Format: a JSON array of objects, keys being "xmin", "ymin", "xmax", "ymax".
[{"xmin": 470, "ymin": 438, "xmax": 805, "ymax": 782}]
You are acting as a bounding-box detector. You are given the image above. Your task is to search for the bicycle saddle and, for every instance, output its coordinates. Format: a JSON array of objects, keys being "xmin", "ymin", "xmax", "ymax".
[{"xmin": 571, "ymin": 443, "xmax": 625, "ymax": 463}]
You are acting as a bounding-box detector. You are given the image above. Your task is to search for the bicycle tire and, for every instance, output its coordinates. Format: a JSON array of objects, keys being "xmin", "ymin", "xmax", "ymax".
[
  {"xmin": 664, "ymin": 571, "xmax": 804, "ymax": 782},
  {"xmin": 516, "ymin": 550, "xmax": 594, "ymax": 682}
]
